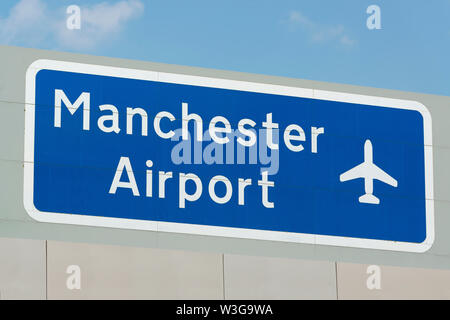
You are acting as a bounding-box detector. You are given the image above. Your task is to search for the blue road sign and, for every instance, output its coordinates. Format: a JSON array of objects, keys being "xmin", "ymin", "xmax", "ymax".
[{"xmin": 24, "ymin": 60, "xmax": 434, "ymax": 252}]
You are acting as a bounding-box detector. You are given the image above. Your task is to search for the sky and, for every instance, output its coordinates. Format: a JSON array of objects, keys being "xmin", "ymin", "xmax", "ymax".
[{"xmin": 0, "ymin": 0, "xmax": 449, "ymax": 96}]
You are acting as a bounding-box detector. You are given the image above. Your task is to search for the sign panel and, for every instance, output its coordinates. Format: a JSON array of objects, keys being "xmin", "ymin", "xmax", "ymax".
[{"xmin": 24, "ymin": 59, "xmax": 434, "ymax": 252}]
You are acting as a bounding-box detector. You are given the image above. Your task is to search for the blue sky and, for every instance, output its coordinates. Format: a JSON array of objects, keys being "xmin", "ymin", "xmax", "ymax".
[{"xmin": 1, "ymin": 0, "xmax": 449, "ymax": 96}]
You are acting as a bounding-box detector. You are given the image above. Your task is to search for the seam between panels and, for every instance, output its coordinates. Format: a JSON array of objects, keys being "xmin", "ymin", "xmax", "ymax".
[
  {"xmin": 335, "ymin": 261, "xmax": 339, "ymax": 300},
  {"xmin": 45, "ymin": 240, "xmax": 48, "ymax": 300},
  {"xmin": 222, "ymin": 254, "xmax": 226, "ymax": 300}
]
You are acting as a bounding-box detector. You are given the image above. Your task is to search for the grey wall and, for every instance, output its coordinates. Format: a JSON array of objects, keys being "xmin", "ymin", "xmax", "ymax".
[
  {"xmin": 2, "ymin": 237, "xmax": 450, "ymax": 299},
  {"xmin": 0, "ymin": 238, "xmax": 46, "ymax": 299},
  {"xmin": 1, "ymin": 45, "xmax": 450, "ymax": 271}
]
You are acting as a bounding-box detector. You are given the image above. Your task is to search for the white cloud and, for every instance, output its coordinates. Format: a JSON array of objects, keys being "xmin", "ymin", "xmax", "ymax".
[
  {"xmin": 57, "ymin": 0, "xmax": 144, "ymax": 49},
  {"xmin": 0, "ymin": 0, "xmax": 144, "ymax": 49},
  {"xmin": 288, "ymin": 11, "xmax": 314, "ymax": 28},
  {"xmin": 0, "ymin": 0, "xmax": 48, "ymax": 45},
  {"xmin": 287, "ymin": 10, "xmax": 355, "ymax": 46}
]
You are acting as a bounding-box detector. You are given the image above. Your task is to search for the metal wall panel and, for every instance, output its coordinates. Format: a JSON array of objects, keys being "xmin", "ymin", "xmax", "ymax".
[
  {"xmin": 0, "ymin": 237, "xmax": 46, "ymax": 300},
  {"xmin": 337, "ymin": 262, "xmax": 450, "ymax": 299},
  {"xmin": 46, "ymin": 241, "xmax": 224, "ymax": 299},
  {"xmin": 224, "ymin": 254, "xmax": 337, "ymax": 299}
]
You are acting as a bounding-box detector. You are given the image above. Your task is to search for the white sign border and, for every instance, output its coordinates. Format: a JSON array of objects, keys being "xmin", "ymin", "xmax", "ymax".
[{"xmin": 23, "ymin": 59, "xmax": 435, "ymax": 253}]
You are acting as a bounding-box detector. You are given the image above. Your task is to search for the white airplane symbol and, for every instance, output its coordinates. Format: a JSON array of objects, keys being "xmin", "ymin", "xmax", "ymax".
[{"xmin": 340, "ymin": 139, "xmax": 398, "ymax": 205}]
